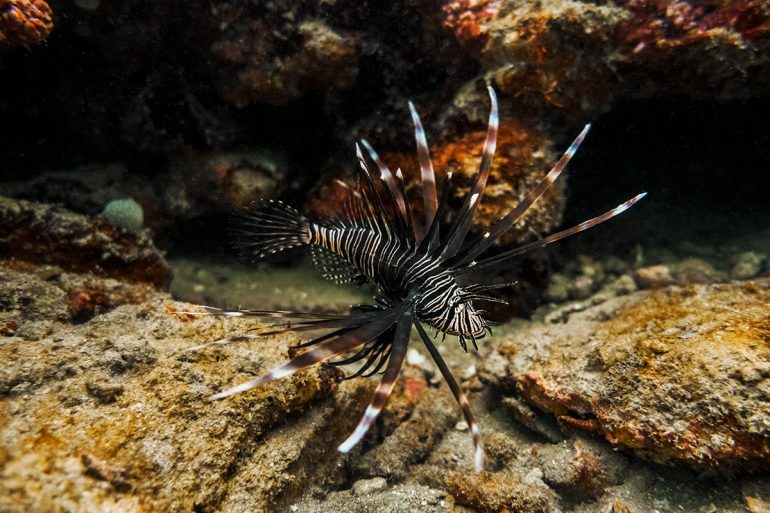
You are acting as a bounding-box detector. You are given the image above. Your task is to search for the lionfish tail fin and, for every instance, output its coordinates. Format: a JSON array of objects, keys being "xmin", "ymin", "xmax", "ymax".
[{"xmin": 231, "ymin": 200, "xmax": 313, "ymax": 259}]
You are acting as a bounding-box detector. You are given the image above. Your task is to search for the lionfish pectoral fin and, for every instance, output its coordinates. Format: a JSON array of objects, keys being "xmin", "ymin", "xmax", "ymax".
[
  {"xmin": 311, "ymin": 246, "xmax": 367, "ymax": 285},
  {"xmin": 338, "ymin": 311, "xmax": 413, "ymax": 453},
  {"xmin": 451, "ymin": 124, "xmax": 591, "ymax": 268},
  {"xmin": 415, "ymin": 321, "xmax": 483, "ymax": 472},
  {"xmin": 208, "ymin": 307, "xmax": 406, "ymax": 400},
  {"xmin": 461, "ymin": 193, "xmax": 648, "ymax": 272}
]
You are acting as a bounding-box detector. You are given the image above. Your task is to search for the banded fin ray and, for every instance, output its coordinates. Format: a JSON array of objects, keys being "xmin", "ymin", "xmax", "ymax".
[
  {"xmin": 409, "ymin": 100, "xmax": 438, "ymax": 241},
  {"xmin": 184, "ymin": 308, "xmax": 392, "ymax": 352},
  {"xmin": 338, "ymin": 310, "xmax": 413, "ymax": 452},
  {"xmin": 355, "ymin": 143, "xmax": 406, "ymax": 241},
  {"xmin": 209, "ymin": 306, "xmax": 406, "ymax": 400},
  {"xmin": 418, "ymin": 172, "xmax": 453, "ymax": 255},
  {"xmin": 457, "ymin": 193, "xmax": 647, "ymax": 272},
  {"xmin": 415, "ymin": 321, "xmax": 483, "ymax": 471},
  {"xmin": 360, "ymin": 138, "xmax": 411, "ymax": 238},
  {"xmin": 184, "ymin": 304, "xmax": 346, "ymax": 320},
  {"xmin": 450, "ymin": 124, "xmax": 591, "ymax": 268},
  {"xmin": 440, "ymin": 85, "xmax": 499, "ymax": 260}
]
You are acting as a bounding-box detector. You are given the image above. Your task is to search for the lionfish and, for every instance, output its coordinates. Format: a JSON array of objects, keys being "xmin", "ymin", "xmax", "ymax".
[{"xmin": 189, "ymin": 87, "xmax": 645, "ymax": 471}]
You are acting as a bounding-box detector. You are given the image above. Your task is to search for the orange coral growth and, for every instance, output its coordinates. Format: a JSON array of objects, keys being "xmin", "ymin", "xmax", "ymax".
[
  {"xmin": 479, "ymin": 4, "xmax": 619, "ymax": 114},
  {"xmin": 0, "ymin": 0, "xmax": 52, "ymax": 51},
  {"xmin": 442, "ymin": 0, "xmax": 500, "ymax": 48}
]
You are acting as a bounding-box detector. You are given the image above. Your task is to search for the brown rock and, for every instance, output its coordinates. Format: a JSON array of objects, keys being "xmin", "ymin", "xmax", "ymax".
[
  {"xmin": 743, "ymin": 477, "xmax": 770, "ymax": 513},
  {"xmin": 449, "ymin": 0, "xmax": 770, "ymax": 117},
  {"xmin": 0, "ymin": 196, "xmax": 170, "ymax": 289},
  {"xmin": 669, "ymin": 257, "xmax": 727, "ymax": 285},
  {"xmin": 360, "ymin": 387, "xmax": 458, "ymax": 481},
  {"xmin": 536, "ymin": 436, "xmax": 627, "ymax": 499},
  {"xmin": 481, "ymin": 279, "xmax": 770, "ymax": 470},
  {"xmin": 210, "ymin": 4, "xmax": 359, "ymax": 107},
  {"xmin": 291, "ymin": 483, "xmax": 453, "ymax": 513},
  {"xmin": 165, "ymin": 150, "xmax": 287, "ymax": 220},
  {"xmin": 633, "ymin": 264, "xmax": 675, "ymax": 289},
  {"xmin": 415, "ymin": 465, "xmax": 560, "ymax": 513},
  {"xmin": 0, "ymin": 294, "xmax": 374, "ymax": 513}
]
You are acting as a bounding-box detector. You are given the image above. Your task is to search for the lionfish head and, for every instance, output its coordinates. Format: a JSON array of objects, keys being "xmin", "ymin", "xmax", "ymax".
[{"xmin": 444, "ymin": 291, "xmax": 490, "ymax": 344}]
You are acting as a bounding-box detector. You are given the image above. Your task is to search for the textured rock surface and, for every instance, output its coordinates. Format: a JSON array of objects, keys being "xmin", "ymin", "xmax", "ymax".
[
  {"xmin": 481, "ymin": 278, "xmax": 770, "ymax": 470},
  {"xmin": 2, "ymin": 262, "xmax": 766, "ymax": 512},
  {"xmin": 0, "ymin": 264, "xmax": 157, "ymax": 333},
  {"xmin": 291, "ymin": 483, "xmax": 453, "ymax": 513},
  {"xmin": 446, "ymin": 0, "xmax": 770, "ymax": 117},
  {"xmin": 165, "ymin": 150, "xmax": 288, "ymax": 220},
  {"xmin": 0, "ymin": 292, "xmax": 373, "ymax": 512},
  {"xmin": 210, "ymin": 4, "xmax": 360, "ymax": 107},
  {"xmin": 0, "ymin": 196, "xmax": 171, "ymax": 289}
]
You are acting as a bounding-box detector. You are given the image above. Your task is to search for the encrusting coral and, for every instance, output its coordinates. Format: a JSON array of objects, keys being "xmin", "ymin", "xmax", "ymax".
[{"xmin": 0, "ymin": 0, "xmax": 52, "ymax": 52}]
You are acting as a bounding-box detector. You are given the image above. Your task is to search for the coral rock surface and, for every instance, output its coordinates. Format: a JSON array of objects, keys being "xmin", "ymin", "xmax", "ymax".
[{"xmin": 481, "ymin": 278, "xmax": 770, "ymax": 470}]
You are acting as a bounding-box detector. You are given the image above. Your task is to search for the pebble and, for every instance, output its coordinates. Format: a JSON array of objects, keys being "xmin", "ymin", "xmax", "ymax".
[
  {"xmin": 670, "ymin": 258, "xmax": 726, "ymax": 284},
  {"xmin": 567, "ymin": 275, "xmax": 594, "ymax": 300},
  {"xmin": 731, "ymin": 252, "xmax": 767, "ymax": 280},
  {"xmin": 634, "ymin": 265, "xmax": 675, "ymax": 289},
  {"xmin": 352, "ymin": 477, "xmax": 388, "ymax": 496},
  {"xmin": 544, "ymin": 273, "xmax": 569, "ymax": 302}
]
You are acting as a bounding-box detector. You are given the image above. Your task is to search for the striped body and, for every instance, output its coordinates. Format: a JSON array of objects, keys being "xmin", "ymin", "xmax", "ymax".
[{"xmin": 311, "ymin": 224, "xmax": 487, "ymax": 339}]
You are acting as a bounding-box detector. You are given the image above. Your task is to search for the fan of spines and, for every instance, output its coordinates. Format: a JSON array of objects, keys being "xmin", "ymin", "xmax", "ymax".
[{"xmin": 183, "ymin": 86, "xmax": 646, "ymax": 471}]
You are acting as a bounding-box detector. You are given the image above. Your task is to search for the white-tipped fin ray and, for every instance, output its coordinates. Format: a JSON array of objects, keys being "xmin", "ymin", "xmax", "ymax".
[{"xmin": 409, "ymin": 100, "xmax": 438, "ymax": 239}]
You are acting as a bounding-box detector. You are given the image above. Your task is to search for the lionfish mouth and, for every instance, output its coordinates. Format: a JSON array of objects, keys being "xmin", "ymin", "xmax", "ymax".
[{"xmin": 182, "ymin": 86, "xmax": 647, "ymax": 472}]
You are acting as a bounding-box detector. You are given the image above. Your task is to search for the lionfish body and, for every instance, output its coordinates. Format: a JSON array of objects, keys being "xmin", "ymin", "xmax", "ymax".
[{"xmin": 191, "ymin": 87, "xmax": 645, "ymax": 471}]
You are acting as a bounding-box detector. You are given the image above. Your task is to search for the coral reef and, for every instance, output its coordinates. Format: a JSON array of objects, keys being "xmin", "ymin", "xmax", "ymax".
[
  {"xmin": 2, "ymin": 257, "xmax": 767, "ymax": 511},
  {"xmin": 1, "ymin": 0, "xmax": 769, "ymax": 510},
  {"xmin": 616, "ymin": 0, "xmax": 770, "ymax": 98},
  {"xmin": 476, "ymin": 1, "xmax": 625, "ymax": 116},
  {"xmin": 209, "ymin": 2, "xmax": 360, "ymax": 107},
  {"xmin": 481, "ymin": 278, "xmax": 770, "ymax": 470},
  {"xmin": 445, "ymin": 0, "xmax": 770, "ymax": 118},
  {"xmin": 0, "ymin": 0, "xmax": 52, "ymax": 52},
  {"xmin": 442, "ymin": 0, "xmax": 501, "ymax": 49}
]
